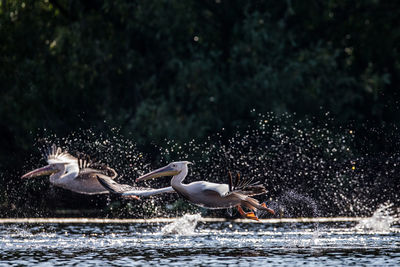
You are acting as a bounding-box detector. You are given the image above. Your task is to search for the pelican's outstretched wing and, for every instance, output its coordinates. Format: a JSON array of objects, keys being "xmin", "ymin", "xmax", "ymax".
[{"xmin": 96, "ymin": 175, "xmax": 175, "ymax": 197}]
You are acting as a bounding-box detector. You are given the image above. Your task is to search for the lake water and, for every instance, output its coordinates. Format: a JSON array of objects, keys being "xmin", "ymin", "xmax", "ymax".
[{"xmin": 0, "ymin": 215, "xmax": 399, "ymax": 266}]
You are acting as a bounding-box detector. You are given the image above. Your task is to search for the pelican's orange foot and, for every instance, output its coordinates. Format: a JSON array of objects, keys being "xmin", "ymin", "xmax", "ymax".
[
  {"xmin": 237, "ymin": 206, "xmax": 260, "ymax": 221},
  {"xmin": 244, "ymin": 211, "xmax": 259, "ymax": 221},
  {"xmin": 261, "ymin": 202, "xmax": 275, "ymax": 215}
]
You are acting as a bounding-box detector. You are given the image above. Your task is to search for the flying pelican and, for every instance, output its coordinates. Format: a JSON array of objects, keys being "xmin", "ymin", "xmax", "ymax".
[
  {"xmin": 134, "ymin": 161, "xmax": 275, "ymax": 221},
  {"xmin": 21, "ymin": 144, "xmax": 174, "ymax": 197}
]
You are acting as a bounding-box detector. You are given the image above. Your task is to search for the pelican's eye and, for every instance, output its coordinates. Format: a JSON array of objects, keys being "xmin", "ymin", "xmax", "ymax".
[{"xmin": 172, "ymin": 164, "xmax": 176, "ymax": 168}]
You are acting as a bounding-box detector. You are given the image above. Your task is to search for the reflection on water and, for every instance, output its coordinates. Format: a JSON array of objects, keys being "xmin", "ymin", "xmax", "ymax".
[{"xmin": 0, "ymin": 219, "xmax": 399, "ymax": 266}]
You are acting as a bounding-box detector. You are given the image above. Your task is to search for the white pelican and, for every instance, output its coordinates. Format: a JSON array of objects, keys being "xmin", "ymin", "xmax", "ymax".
[
  {"xmin": 135, "ymin": 161, "xmax": 275, "ymax": 221},
  {"xmin": 21, "ymin": 145, "xmax": 174, "ymax": 198}
]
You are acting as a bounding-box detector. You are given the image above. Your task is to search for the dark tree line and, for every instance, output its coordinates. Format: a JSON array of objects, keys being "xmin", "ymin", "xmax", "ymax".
[{"xmin": 0, "ymin": 0, "xmax": 399, "ymax": 217}]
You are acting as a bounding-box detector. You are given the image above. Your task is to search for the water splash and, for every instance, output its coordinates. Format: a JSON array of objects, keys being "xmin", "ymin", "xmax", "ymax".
[
  {"xmin": 161, "ymin": 214, "xmax": 201, "ymax": 235},
  {"xmin": 10, "ymin": 112, "xmax": 399, "ymax": 218},
  {"xmin": 273, "ymin": 190, "xmax": 320, "ymax": 218},
  {"xmin": 355, "ymin": 202, "xmax": 400, "ymax": 232}
]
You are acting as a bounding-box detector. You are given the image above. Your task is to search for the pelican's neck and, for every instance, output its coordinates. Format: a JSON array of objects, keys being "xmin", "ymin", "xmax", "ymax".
[{"xmin": 171, "ymin": 165, "xmax": 189, "ymax": 191}]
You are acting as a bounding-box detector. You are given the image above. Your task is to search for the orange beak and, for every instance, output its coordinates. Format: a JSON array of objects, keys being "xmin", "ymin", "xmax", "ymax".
[{"xmin": 21, "ymin": 165, "xmax": 58, "ymax": 179}]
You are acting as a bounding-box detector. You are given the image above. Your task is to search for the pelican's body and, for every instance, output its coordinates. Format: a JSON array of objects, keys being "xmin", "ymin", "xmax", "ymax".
[
  {"xmin": 173, "ymin": 181, "xmax": 236, "ymax": 209},
  {"xmin": 53, "ymin": 163, "xmax": 119, "ymax": 195},
  {"xmin": 135, "ymin": 161, "xmax": 275, "ymax": 220},
  {"xmin": 22, "ymin": 145, "xmax": 174, "ymax": 197}
]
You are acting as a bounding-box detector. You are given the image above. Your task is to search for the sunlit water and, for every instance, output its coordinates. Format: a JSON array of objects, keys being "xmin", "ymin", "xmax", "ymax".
[{"xmin": 1, "ymin": 217, "xmax": 399, "ymax": 266}]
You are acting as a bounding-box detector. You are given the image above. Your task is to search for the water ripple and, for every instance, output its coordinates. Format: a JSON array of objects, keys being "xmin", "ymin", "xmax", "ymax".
[{"xmin": 0, "ymin": 219, "xmax": 399, "ymax": 266}]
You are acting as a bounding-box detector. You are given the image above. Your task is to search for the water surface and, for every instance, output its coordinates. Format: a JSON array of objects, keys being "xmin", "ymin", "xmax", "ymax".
[{"xmin": 1, "ymin": 217, "xmax": 399, "ymax": 266}]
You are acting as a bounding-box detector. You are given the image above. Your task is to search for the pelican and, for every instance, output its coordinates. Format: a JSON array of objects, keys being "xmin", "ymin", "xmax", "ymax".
[
  {"xmin": 21, "ymin": 144, "xmax": 174, "ymax": 197},
  {"xmin": 135, "ymin": 161, "xmax": 275, "ymax": 221}
]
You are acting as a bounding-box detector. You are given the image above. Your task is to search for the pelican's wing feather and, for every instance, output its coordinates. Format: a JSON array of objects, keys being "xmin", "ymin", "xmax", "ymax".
[
  {"xmin": 77, "ymin": 168, "xmax": 105, "ymax": 180},
  {"xmin": 77, "ymin": 156, "xmax": 118, "ymax": 179},
  {"xmin": 77, "ymin": 168, "xmax": 117, "ymax": 183},
  {"xmin": 227, "ymin": 171, "xmax": 266, "ymax": 196},
  {"xmin": 96, "ymin": 175, "xmax": 135, "ymax": 192},
  {"xmin": 188, "ymin": 181, "xmax": 230, "ymax": 197},
  {"xmin": 45, "ymin": 144, "xmax": 77, "ymax": 165},
  {"xmin": 233, "ymin": 185, "xmax": 266, "ymax": 196}
]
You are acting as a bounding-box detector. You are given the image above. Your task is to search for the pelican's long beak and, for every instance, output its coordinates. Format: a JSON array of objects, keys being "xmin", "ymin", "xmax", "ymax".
[
  {"xmin": 136, "ymin": 165, "xmax": 180, "ymax": 182},
  {"xmin": 21, "ymin": 165, "xmax": 59, "ymax": 179}
]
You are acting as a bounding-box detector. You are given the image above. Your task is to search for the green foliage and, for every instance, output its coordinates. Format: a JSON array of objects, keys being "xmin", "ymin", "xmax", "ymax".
[
  {"xmin": 0, "ymin": 0, "xmax": 399, "ymax": 216},
  {"xmin": 1, "ymin": 0, "xmax": 399, "ymax": 153}
]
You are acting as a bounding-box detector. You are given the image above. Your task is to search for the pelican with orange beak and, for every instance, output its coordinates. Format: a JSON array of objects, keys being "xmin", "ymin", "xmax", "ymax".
[{"xmin": 133, "ymin": 161, "xmax": 275, "ymax": 221}]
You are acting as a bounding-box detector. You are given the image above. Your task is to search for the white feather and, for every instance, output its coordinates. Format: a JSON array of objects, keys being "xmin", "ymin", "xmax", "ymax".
[{"xmin": 186, "ymin": 181, "xmax": 230, "ymax": 197}]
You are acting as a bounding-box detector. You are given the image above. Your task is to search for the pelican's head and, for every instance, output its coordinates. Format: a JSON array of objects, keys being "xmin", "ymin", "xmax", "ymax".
[
  {"xmin": 136, "ymin": 161, "xmax": 192, "ymax": 182},
  {"xmin": 21, "ymin": 163, "xmax": 67, "ymax": 179}
]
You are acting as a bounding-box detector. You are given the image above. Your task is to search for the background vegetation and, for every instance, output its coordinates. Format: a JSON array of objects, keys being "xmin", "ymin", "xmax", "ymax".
[{"xmin": 1, "ymin": 0, "xmax": 399, "ymax": 218}]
